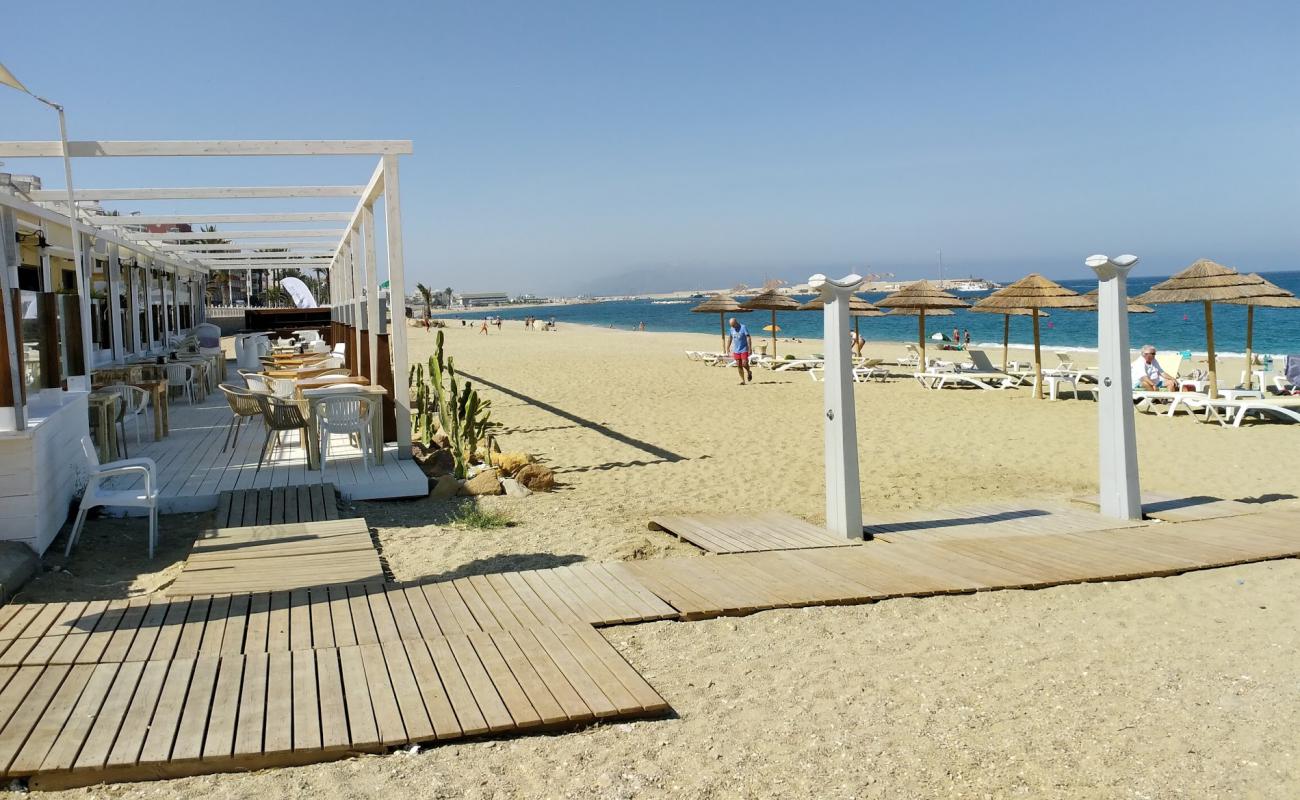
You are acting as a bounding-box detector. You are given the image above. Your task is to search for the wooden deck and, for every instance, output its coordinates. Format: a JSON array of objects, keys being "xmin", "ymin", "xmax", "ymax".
[
  {"xmin": 164, "ymin": 519, "xmax": 387, "ymax": 597},
  {"xmin": 106, "ymin": 379, "xmax": 428, "ymax": 515},
  {"xmin": 648, "ymin": 511, "xmax": 857, "ymax": 553},
  {"xmin": 864, "ymin": 500, "xmax": 1148, "ymax": 543},
  {"xmin": 1070, "ymin": 491, "xmax": 1264, "ymax": 523},
  {"xmin": 215, "ymin": 484, "xmax": 341, "ymax": 527}
]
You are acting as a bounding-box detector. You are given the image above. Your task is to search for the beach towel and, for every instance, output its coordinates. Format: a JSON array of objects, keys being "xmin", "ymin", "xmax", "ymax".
[{"xmin": 1286, "ymin": 355, "xmax": 1300, "ymax": 391}]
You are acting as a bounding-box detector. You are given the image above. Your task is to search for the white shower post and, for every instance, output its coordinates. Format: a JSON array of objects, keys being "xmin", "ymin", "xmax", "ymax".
[
  {"xmin": 811, "ymin": 273, "xmax": 865, "ymax": 539},
  {"xmin": 1086, "ymin": 253, "xmax": 1143, "ymax": 520}
]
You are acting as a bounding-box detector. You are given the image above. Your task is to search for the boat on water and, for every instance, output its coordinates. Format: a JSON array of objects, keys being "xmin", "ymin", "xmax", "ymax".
[{"xmin": 954, "ymin": 279, "xmax": 998, "ymax": 293}]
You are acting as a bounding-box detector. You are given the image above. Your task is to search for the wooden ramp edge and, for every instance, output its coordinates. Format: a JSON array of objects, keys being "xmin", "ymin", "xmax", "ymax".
[
  {"xmin": 0, "ymin": 625, "xmax": 670, "ymax": 791},
  {"xmin": 215, "ymin": 483, "xmax": 342, "ymax": 528},
  {"xmin": 649, "ymin": 511, "xmax": 857, "ymax": 554}
]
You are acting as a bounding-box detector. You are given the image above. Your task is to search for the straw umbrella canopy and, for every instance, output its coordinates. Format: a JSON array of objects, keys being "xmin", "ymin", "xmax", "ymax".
[
  {"xmin": 1222, "ymin": 275, "xmax": 1300, "ymax": 389},
  {"xmin": 798, "ymin": 294, "xmax": 884, "ymax": 340},
  {"xmin": 875, "ymin": 281, "xmax": 969, "ymax": 369},
  {"xmin": 690, "ymin": 293, "xmax": 752, "ymax": 351},
  {"xmin": 969, "ymin": 306, "xmax": 1048, "ymax": 373},
  {"xmin": 972, "ymin": 274, "xmax": 1094, "ymax": 399},
  {"xmin": 740, "ymin": 290, "xmax": 801, "ymax": 357},
  {"xmin": 1082, "ymin": 288, "xmax": 1154, "ymax": 315},
  {"xmin": 1134, "ymin": 260, "xmax": 1288, "ymax": 398}
]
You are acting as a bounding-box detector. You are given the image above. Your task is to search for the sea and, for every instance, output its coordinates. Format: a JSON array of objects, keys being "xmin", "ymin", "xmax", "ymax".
[{"xmin": 440, "ymin": 271, "xmax": 1300, "ymax": 359}]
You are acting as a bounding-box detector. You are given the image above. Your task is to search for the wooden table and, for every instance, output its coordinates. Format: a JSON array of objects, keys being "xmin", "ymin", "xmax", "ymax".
[
  {"xmin": 263, "ymin": 365, "xmax": 341, "ymax": 380},
  {"xmin": 92, "ymin": 379, "xmax": 170, "ymax": 440},
  {"xmin": 294, "ymin": 375, "xmax": 370, "ymax": 397},
  {"xmin": 300, "ymin": 385, "xmax": 388, "ymax": 469},
  {"xmin": 87, "ymin": 392, "xmax": 121, "ymax": 462}
]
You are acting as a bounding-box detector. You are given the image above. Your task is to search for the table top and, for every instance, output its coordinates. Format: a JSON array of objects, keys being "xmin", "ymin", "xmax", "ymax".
[
  {"xmin": 301, "ymin": 384, "xmax": 387, "ymax": 398},
  {"xmin": 295, "ymin": 376, "xmax": 371, "ymax": 391}
]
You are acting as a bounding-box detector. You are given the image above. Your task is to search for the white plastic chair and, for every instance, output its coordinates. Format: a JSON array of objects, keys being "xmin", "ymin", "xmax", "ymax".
[
  {"xmin": 311, "ymin": 392, "xmax": 376, "ymax": 475},
  {"xmin": 66, "ymin": 435, "xmax": 160, "ymax": 558},
  {"xmin": 165, "ymin": 363, "xmax": 196, "ymax": 405},
  {"xmin": 294, "ymin": 329, "xmax": 322, "ymax": 343},
  {"xmin": 306, "ymin": 341, "xmax": 331, "ymax": 355},
  {"xmin": 332, "ymin": 342, "xmax": 346, "ymax": 357},
  {"xmin": 99, "ymin": 383, "xmax": 151, "ymax": 444}
]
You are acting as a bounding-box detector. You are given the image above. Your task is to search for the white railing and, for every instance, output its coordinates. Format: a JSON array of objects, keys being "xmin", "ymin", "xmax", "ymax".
[{"xmin": 205, "ymin": 305, "xmax": 271, "ymax": 318}]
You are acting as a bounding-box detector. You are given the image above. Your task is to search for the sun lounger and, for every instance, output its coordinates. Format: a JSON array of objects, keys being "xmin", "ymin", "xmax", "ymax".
[
  {"xmin": 809, "ymin": 359, "xmax": 890, "ymax": 383},
  {"xmin": 913, "ymin": 370, "xmax": 1019, "ymax": 390},
  {"xmin": 896, "ymin": 343, "xmax": 922, "ymax": 367},
  {"xmin": 773, "ymin": 358, "xmax": 824, "ymax": 372},
  {"xmin": 1205, "ymin": 396, "xmax": 1300, "ymax": 427}
]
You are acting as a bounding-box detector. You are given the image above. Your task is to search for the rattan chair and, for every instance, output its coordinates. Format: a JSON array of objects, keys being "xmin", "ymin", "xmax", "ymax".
[
  {"xmin": 253, "ymin": 394, "xmax": 310, "ymax": 472},
  {"xmin": 218, "ymin": 384, "xmax": 265, "ymax": 453}
]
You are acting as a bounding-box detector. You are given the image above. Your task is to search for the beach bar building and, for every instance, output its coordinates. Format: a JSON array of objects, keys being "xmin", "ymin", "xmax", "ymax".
[{"xmin": 0, "ymin": 139, "xmax": 424, "ymax": 553}]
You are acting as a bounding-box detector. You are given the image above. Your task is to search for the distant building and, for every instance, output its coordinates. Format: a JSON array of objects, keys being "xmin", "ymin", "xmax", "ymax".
[{"xmin": 459, "ymin": 291, "xmax": 510, "ymax": 308}]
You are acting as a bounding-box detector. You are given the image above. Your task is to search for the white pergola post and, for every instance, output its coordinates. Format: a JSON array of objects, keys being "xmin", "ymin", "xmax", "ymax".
[
  {"xmin": 129, "ymin": 261, "xmax": 143, "ymax": 354},
  {"xmin": 107, "ymin": 243, "xmax": 123, "ymax": 361},
  {"xmin": 349, "ymin": 228, "xmax": 364, "ymax": 373},
  {"xmin": 811, "ymin": 272, "xmax": 864, "ymax": 539},
  {"xmin": 1086, "ymin": 254, "xmax": 1142, "ymax": 520},
  {"xmin": 0, "ymin": 208, "xmax": 24, "ymax": 431},
  {"xmin": 382, "ymin": 154, "xmax": 411, "ymax": 457},
  {"xmin": 362, "ymin": 204, "xmax": 380, "ymax": 383}
]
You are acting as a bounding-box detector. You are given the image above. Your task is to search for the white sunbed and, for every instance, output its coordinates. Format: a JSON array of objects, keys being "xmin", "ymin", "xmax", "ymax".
[
  {"xmin": 1188, "ymin": 396, "xmax": 1300, "ymax": 427},
  {"xmin": 808, "ymin": 359, "xmax": 890, "ymax": 383},
  {"xmin": 773, "ymin": 357, "xmax": 825, "ymax": 372},
  {"xmin": 913, "ymin": 368, "xmax": 1019, "ymax": 391}
]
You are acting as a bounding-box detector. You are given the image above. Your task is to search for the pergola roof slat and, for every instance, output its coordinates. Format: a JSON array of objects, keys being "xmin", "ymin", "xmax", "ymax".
[
  {"xmin": 28, "ymin": 186, "xmax": 366, "ymax": 201},
  {"xmin": 0, "ymin": 140, "xmax": 413, "ymax": 157}
]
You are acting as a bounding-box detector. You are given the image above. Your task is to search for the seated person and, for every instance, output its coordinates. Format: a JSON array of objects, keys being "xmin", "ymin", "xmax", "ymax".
[{"xmin": 1132, "ymin": 345, "xmax": 1178, "ymax": 391}]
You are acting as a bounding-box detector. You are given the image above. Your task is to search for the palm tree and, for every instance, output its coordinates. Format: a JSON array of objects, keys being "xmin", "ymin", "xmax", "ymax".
[
  {"xmin": 416, "ymin": 283, "xmax": 434, "ymax": 321},
  {"xmin": 443, "ymin": 286, "xmax": 454, "ymax": 308}
]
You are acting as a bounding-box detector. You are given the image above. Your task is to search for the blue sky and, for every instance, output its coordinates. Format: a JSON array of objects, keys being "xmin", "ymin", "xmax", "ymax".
[{"xmin": 2, "ymin": 0, "xmax": 1297, "ymax": 295}]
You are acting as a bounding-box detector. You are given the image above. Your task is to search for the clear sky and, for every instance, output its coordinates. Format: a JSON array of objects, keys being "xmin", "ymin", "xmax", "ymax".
[{"xmin": 2, "ymin": 0, "xmax": 1297, "ymax": 295}]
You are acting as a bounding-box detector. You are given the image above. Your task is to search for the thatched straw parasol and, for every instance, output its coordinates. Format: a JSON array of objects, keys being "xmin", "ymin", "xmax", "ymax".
[
  {"xmin": 1134, "ymin": 260, "xmax": 1288, "ymax": 398},
  {"xmin": 798, "ymin": 294, "xmax": 884, "ymax": 340},
  {"xmin": 1083, "ymin": 289, "xmax": 1154, "ymax": 314},
  {"xmin": 969, "ymin": 306, "xmax": 1047, "ymax": 373},
  {"xmin": 690, "ymin": 294, "xmax": 752, "ymax": 351},
  {"xmin": 875, "ymin": 281, "xmax": 969, "ymax": 368},
  {"xmin": 740, "ymin": 290, "xmax": 801, "ymax": 357},
  {"xmin": 972, "ymin": 274, "xmax": 1094, "ymax": 399},
  {"xmin": 1222, "ymin": 274, "xmax": 1300, "ymax": 389}
]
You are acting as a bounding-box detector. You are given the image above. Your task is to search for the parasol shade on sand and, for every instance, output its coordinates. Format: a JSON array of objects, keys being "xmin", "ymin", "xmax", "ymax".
[
  {"xmin": 799, "ymin": 294, "xmax": 884, "ymax": 340},
  {"xmin": 973, "ymin": 274, "xmax": 1094, "ymax": 399},
  {"xmin": 1134, "ymin": 260, "xmax": 1289, "ymax": 398},
  {"xmin": 969, "ymin": 306, "xmax": 1048, "ymax": 373},
  {"xmin": 875, "ymin": 281, "xmax": 969, "ymax": 368},
  {"xmin": 1221, "ymin": 275, "xmax": 1300, "ymax": 389},
  {"xmin": 691, "ymin": 294, "xmax": 752, "ymax": 351},
  {"xmin": 741, "ymin": 290, "xmax": 801, "ymax": 357}
]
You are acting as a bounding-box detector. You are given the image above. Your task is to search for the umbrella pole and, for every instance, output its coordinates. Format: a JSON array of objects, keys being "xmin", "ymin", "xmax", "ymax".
[
  {"xmin": 719, "ymin": 313, "xmax": 726, "ymax": 352},
  {"xmin": 771, "ymin": 310, "xmax": 777, "ymax": 358},
  {"xmin": 1204, "ymin": 300, "xmax": 1218, "ymax": 399},
  {"xmin": 1244, "ymin": 305, "xmax": 1254, "ymax": 390},
  {"xmin": 918, "ymin": 309, "xmax": 926, "ymax": 369},
  {"xmin": 1002, "ymin": 314, "xmax": 1010, "ymax": 373},
  {"xmin": 1032, "ymin": 308, "xmax": 1043, "ymax": 400}
]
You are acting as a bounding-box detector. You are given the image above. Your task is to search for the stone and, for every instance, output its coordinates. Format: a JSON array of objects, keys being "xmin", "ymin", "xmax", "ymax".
[
  {"xmin": 430, "ymin": 474, "xmax": 461, "ymax": 500},
  {"xmin": 514, "ymin": 463, "xmax": 556, "ymax": 493},
  {"xmin": 0, "ymin": 542, "xmax": 37, "ymax": 603},
  {"xmin": 493, "ymin": 452, "xmax": 532, "ymax": 476},
  {"xmin": 501, "ymin": 478, "xmax": 532, "ymax": 498},
  {"xmin": 427, "ymin": 448, "xmax": 456, "ymax": 477},
  {"xmin": 432, "ymin": 431, "xmax": 451, "ymax": 450},
  {"xmin": 459, "ymin": 468, "xmax": 503, "ymax": 496}
]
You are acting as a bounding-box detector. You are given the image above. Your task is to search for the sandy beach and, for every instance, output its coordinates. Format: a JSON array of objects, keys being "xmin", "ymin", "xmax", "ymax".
[{"xmin": 16, "ymin": 323, "xmax": 1300, "ymax": 799}]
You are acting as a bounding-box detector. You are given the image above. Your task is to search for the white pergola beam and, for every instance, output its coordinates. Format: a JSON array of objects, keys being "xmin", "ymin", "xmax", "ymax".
[
  {"xmin": 204, "ymin": 262, "xmax": 332, "ymax": 269},
  {"xmin": 124, "ymin": 229, "xmax": 345, "ymax": 241},
  {"xmin": 152, "ymin": 242, "xmax": 336, "ymax": 252},
  {"xmin": 0, "ymin": 140, "xmax": 413, "ymax": 157},
  {"xmin": 28, "ymin": 185, "xmax": 366, "ymax": 201},
  {"xmin": 90, "ymin": 212, "xmax": 351, "ymax": 226}
]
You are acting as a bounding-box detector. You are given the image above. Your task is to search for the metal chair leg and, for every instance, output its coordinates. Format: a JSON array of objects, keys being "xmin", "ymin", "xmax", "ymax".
[{"xmin": 230, "ymin": 416, "xmax": 245, "ymax": 451}]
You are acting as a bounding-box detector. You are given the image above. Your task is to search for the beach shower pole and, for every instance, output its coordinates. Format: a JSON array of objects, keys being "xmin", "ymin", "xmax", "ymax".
[
  {"xmin": 1086, "ymin": 254, "xmax": 1142, "ymax": 520},
  {"xmin": 811, "ymin": 273, "xmax": 864, "ymax": 539}
]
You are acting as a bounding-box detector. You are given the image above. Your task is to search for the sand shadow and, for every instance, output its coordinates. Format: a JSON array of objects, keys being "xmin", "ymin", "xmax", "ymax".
[{"xmin": 863, "ymin": 508, "xmax": 1052, "ymax": 535}]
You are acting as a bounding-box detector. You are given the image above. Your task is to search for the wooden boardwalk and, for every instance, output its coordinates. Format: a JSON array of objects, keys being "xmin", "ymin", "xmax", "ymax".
[
  {"xmin": 104, "ymin": 383, "xmax": 427, "ymax": 515},
  {"xmin": 215, "ymin": 484, "xmax": 341, "ymax": 528},
  {"xmin": 1070, "ymin": 491, "xmax": 1263, "ymax": 523},
  {"xmin": 0, "ymin": 624, "xmax": 669, "ymax": 790},
  {"xmin": 864, "ymin": 500, "xmax": 1148, "ymax": 543},
  {"xmin": 648, "ymin": 511, "xmax": 857, "ymax": 554},
  {"xmin": 165, "ymin": 519, "xmax": 386, "ymax": 597}
]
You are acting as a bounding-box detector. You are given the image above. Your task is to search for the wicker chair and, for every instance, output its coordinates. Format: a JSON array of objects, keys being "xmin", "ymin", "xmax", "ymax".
[
  {"xmin": 218, "ymin": 384, "xmax": 265, "ymax": 453},
  {"xmin": 253, "ymin": 394, "xmax": 310, "ymax": 472}
]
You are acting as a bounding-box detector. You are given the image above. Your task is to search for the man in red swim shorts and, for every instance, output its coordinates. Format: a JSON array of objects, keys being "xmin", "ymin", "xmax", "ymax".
[{"xmin": 726, "ymin": 317, "xmax": 753, "ymax": 385}]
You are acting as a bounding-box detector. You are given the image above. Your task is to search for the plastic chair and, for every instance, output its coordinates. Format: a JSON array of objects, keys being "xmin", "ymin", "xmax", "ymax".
[
  {"xmin": 306, "ymin": 341, "xmax": 331, "ymax": 355},
  {"xmin": 99, "ymin": 383, "xmax": 151, "ymax": 444},
  {"xmin": 66, "ymin": 435, "xmax": 159, "ymax": 558},
  {"xmin": 240, "ymin": 371, "xmax": 272, "ymax": 394},
  {"xmin": 89, "ymin": 393, "xmax": 129, "ymax": 459},
  {"xmin": 218, "ymin": 384, "xmax": 265, "ymax": 453},
  {"xmin": 165, "ymin": 363, "xmax": 196, "ymax": 405},
  {"xmin": 293, "ymin": 329, "xmax": 322, "ymax": 343},
  {"xmin": 254, "ymin": 394, "xmax": 311, "ymax": 472},
  {"xmin": 311, "ymin": 392, "xmax": 376, "ymax": 475},
  {"xmin": 313, "ymin": 368, "xmax": 352, "ymax": 379},
  {"xmin": 317, "ymin": 355, "xmax": 345, "ymax": 370}
]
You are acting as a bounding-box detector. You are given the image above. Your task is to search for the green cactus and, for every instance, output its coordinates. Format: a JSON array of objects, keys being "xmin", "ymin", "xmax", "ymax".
[{"xmin": 410, "ymin": 329, "xmax": 494, "ymax": 478}]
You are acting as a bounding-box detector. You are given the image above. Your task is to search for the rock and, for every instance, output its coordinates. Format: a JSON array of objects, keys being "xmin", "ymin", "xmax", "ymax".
[
  {"xmin": 514, "ymin": 463, "xmax": 556, "ymax": 493},
  {"xmin": 501, "ymin": 478, "xmax": 532, "ymax": 498},
  {"xmin": 493, "ymin": 452, "xmax": 532, "ymax": 476},
  {"xmin": 430, "ymin": 474, "xmax": 461, "ymax": 500},
  {"xmin": 426, "ymin": 448, "xmax": 456, "ymax": 477},
  {"xmin": 459, "ymin": 468, "xmax": 503, "ymax": 496},
  {"xmin": 432, "ymin": 431, "xmax": 451, "ymax": 449}
]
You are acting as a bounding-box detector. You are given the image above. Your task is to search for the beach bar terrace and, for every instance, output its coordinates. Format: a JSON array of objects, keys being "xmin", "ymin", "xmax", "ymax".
[{"xmin": 0, "ymin": 139, "xmax": 423, "ymax": 553}]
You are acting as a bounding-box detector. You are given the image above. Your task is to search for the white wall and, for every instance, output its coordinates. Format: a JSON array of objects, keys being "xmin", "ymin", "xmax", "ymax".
[{"xmin": 0, "ymin": 395, "xmax": 89, "ymax": 554}]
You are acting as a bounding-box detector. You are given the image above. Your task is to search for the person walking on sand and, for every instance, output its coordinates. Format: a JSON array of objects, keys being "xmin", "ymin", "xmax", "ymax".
[
  {"xmin": 479, "ymin": 318, "xmax": 489, "ymax": 335},
  {"xmin": 726, "ymin": 317, "xmax": 753, "ymax": 385}
]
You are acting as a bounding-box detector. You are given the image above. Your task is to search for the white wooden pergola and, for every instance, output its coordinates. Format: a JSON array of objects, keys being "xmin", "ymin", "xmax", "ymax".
[{"xmin": 0, "ymin": 138, "xmax": 413, "ymax": 454}]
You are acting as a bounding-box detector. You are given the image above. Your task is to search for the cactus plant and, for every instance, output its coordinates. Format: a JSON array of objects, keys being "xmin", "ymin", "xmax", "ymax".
[{"xmin": 408, "ymin": 329, "xmax": 494, "ymax": 478}]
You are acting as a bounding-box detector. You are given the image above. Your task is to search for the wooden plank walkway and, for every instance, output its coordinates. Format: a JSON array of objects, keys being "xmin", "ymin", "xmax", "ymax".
[
  {"xmin": 1071, "ymin": 491, "xmax": 1262, "ymax": 523},
  {"xmin": 164, "ymin": 519, "xmax": 386, "ymax": 597},
  {"xmin": 215, "ymin": 484, "xmax": 341, "ymax": 528},
  {"xmin": 0, "ymin": 624, "xmax": 670, "ymax": 790},
  {"xmin": 648, "ymin": 511, "xmax": 857, "ymax": 554},
  {"xmin": 865, "ymin": 500, "xmax": 1148, "ymax": 543},
  {"xmin": 625, "ymin": 508, "xmax": 1300, "ymax": 620}
]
